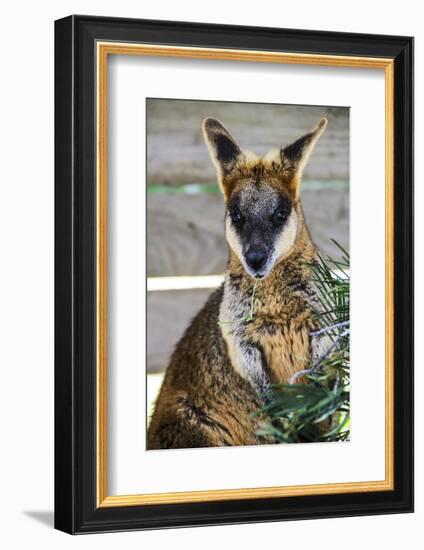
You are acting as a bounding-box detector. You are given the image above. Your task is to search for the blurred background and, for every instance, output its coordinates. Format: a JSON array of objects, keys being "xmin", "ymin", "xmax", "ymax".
[{"xmin": 146, "ymin": 99, "xmax": 349, "ymax": 411}]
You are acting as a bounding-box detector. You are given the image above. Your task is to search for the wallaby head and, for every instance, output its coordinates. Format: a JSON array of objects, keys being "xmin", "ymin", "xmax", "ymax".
[{"xmin": 203, "ymin": 116, "xmax": 327, "ymax": 279}]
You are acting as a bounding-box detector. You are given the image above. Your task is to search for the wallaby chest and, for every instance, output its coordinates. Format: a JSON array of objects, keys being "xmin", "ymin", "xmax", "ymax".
[{"xmin": 220, "ymin": 274, "xmax": 316, "ymax": 391}]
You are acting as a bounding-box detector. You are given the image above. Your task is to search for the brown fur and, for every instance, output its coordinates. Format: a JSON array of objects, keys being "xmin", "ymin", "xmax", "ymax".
[{"xmin": 147, "ymin": 287, "xmax": 272, "ymax": 448}]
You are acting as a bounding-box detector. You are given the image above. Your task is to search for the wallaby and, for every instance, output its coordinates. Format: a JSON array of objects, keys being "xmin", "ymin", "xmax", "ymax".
[{"xmin": 147, "ymin": 116, "xmax": 328, "ymax": 449}]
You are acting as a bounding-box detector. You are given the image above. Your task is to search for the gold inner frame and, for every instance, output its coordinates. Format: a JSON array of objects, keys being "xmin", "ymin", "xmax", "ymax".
[{"xmin": 96, "ymin": 42, "xmax": 395, "ymax": 508}]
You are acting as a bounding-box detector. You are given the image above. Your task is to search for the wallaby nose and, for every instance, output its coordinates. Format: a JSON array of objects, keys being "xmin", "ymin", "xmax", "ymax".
[{"xmin": 245, "ymin": 248, "xmax": 266, "ymax": 271}]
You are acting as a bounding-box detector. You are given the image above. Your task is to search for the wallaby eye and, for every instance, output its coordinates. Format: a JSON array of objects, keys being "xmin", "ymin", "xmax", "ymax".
[
  {"xmin": 231, "ymin": 210, "xmax": 244, "ymax": 226},
  {"xmin": 273, "ymin": 209, "xmax": 286, "ymax": 223}
]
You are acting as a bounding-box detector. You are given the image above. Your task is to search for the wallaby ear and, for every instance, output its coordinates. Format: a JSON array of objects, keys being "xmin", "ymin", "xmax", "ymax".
[
  {"xmin": 202, "ymin": 118, "xmax": 242, "ymax": 197},
  {"xmin": 281, "ymin": 117, "xmax": 328, "ymax": 199}
]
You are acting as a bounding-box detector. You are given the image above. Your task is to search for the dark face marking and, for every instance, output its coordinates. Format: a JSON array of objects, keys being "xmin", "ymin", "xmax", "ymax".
[{"xmin": 226, "ymin": 181, "xmax": 293, "ymax": 277}]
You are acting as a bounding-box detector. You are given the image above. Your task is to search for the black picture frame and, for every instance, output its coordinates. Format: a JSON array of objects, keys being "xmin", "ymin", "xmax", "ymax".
[{"xmin": 55, "ymin": 15, "xmax": 414, "ymax": 534}]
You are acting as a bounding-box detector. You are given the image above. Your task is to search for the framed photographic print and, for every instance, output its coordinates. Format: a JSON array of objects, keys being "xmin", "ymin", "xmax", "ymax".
[{"xmin": 54, "ymin": 15, "xmax": 414, "ymax": 534}]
